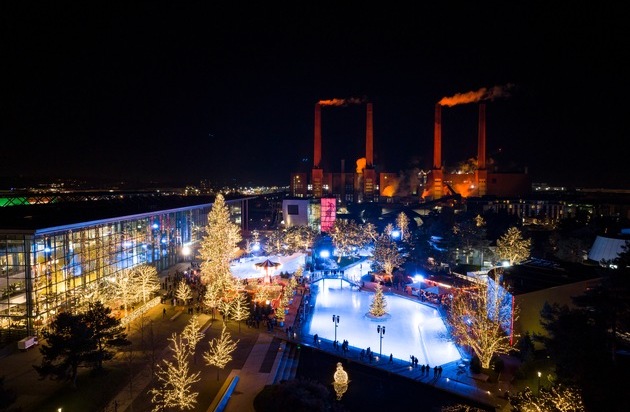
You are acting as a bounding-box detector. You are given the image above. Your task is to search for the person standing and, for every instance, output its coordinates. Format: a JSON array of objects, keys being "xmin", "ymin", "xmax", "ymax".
[{"xmin": 389, "ymin": 353, "xmax": 393, "ymax": 363}]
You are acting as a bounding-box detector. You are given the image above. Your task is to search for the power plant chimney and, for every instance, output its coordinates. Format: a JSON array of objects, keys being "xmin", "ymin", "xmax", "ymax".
[
  {"xmin": 366, "ymin": 103, "xmax": 374, "ymax": 167},
  {"xmin": 477, "ymin": 103, "xmax": 486, "ymax": 170},
  {"xmin": 314, "ymin": 103, "xmax": 322, "ymax": 168},
  {"xmin": 433, "ymin": 104, "xmax": 442, "ymax": 169}
]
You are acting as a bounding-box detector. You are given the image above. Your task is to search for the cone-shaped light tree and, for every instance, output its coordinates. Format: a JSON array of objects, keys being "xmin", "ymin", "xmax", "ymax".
[
  {"xmin": 369, "ymin": 283, "xmax": 388, "ymax": 317},
  {"xmin": 198, "ymin": 193, "xmax": 242, "ymax": 290}
]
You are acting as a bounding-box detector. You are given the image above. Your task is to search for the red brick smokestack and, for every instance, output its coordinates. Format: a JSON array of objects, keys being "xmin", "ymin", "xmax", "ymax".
[
  {"xmin": 433, "ymin": 104, "xmax": 442, "ymax": 169},
  {"xmin": 314, "ymin": 103, "xmax": 322, "ymax": 168},
  {"xmin": 366, "ymin": 103, "xmax": 373, "ymax": 167},
  {"xmin": 477, "ymin": 103, "xmax": 486, "ymax": 169}
]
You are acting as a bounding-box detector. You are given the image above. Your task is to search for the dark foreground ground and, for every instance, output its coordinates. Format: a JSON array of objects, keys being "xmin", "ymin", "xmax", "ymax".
[{"xmin": 293, "ymin": 345, "xmax": 494, "ymax": 412}]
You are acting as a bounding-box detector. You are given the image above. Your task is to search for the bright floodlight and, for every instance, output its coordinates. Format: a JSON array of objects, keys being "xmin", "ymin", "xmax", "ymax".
[
  {"xmin": 320, "ymin": 250, "xmax": 330, "ymax": 258},
  {"xmin": 413, "ymin": 274, "xmax": 424, "ymax": 282},
  {"xmin": 252, "ymin": 243, "xmax": 260, "ymax": 251},
  {"xmin": 152, "ymin": 223, "xmax": 159, "ymax": 229},
  {"xmin": 182, "ymin": 244, "xmax": 191, "ymax": 256},
  {"xmin": 391, "ymin": 230, "xmax": 401, "ymax": 239}
]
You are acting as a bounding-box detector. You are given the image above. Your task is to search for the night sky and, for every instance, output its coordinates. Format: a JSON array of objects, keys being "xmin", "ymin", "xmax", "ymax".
[{"xmin": 2, "ymin": 3, "xmax": 628, "ymax": 188}]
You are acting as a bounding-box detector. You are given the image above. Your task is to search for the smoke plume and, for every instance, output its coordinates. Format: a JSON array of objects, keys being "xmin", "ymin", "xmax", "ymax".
[
  {"xmin": 318, "ymin": 97, "xmax": 366, "ymax": 107},
  {"xmin": 438, "ymin": 84, "xmax": 514, "ymax": 107}
]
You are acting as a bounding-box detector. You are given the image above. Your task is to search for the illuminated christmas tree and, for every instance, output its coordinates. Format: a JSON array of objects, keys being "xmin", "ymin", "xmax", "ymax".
[{"xmin": 369, "ymin": 283, "xmax": 388, "ymax": 317}]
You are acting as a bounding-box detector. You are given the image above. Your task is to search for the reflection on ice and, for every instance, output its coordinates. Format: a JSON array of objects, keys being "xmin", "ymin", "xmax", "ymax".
[{"xmin": 305, "ymin": 279, "xmax": 461, "ymax": 366}]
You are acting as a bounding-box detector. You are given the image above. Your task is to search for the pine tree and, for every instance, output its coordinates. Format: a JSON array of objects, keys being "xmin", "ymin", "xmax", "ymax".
[
  {"xmin": 203, "ymin": 325, "xmax": 239, "ymax": 381},
  {"xmin": 369, "ymin": 283, "xmax": 388, "ymax": 317},
  {"xmin": 198, "ymin": 193, "xmax": 242, "ymax": 289}
]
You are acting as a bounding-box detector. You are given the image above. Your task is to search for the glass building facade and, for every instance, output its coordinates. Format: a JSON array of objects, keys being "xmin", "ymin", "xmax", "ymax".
[{"xmin": 0, "ymin": 199, "xmax": 246, "ymax": 344}]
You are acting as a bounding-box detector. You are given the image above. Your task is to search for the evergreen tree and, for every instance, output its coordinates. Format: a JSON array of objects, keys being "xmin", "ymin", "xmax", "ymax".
[
  {"xmin": 369, "ymin": 283, "xmax": 388, "ymax": 317},
  {"xmin": 198, "ymin": 193, "xmax": 242, "ymax": 289},
  {"xmin": 83, "ymin": 301, "xmax": 130, "ymax": 370}
]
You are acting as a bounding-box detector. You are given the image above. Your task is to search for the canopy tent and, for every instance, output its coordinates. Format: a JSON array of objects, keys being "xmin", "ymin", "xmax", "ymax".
[{"xmin": 254, "ymin": 259, "xmax": 282, "ymax": 284}]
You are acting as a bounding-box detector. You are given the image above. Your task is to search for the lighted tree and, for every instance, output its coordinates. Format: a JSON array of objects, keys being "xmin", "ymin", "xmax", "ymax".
[
  {"xmin": 369, "ymin": 283, "xmax": 388, "ymax": 317},
  {"xmin": 371, "ymin": 233, "xmax": 405, "ymax": 277},
  {"xmin": 284, "ymin": 225, "xmax": 320, "ymax": 253},
  {"xmin": 396, "ymin": 212, "xmax": 412, "ymax": 242},
  {"xmin": 276, "ymin": 302, "xmax": 286, "ymax": 324},
  {"xmin": 495, "ymin": 226, "xmax": 531, "ymax": 265},
  {"xmin": 149, "ymin": 333, "xmax": 200, "ymax": 411},
  {"xmin": 265, "ymin": 230, "xmax": 286, "ymax": 255},
  {"xmin": 509, "ymin": 384, "xmax": 585, "ymax": 412},
  {"xmin": 330, "ymin": 220, "xmax": 363, "ymax": 262},
  {"xmin": 132, "ymin": 264, "xmax": 160, "ymax": 303},
  {"xmin": 182, "ymin": 315, "xmax": 203, "ymax": 356},
  {"xmin": 441, "ymin": 405, "xmax": 488, "ymax": 412},
  {"xmin": 286, "ymin": 276, "xmax": 298, "ymax": 297},
  {"xmin": 175, "ymin": 282, "xmax": 193, "ymax": 306},
  {"xmin": 104, "ymin": 268, "xmax": 138, "ymax": 314},
  {"xmin": 203, "ymin": 325, "xmax": 239, "ymax": 380},
  {"xmin": 229, "ymin": 291, "xmax": 251, "ymax": 333},
  {"xmin": 203, "ymin": 281, "xmax": 222, "ymax": 320},
  {"xmin": 197, "ymin": 193, "xmax": 242, "ymax": 288},
  {"xmin": 446, "ymin": 281, "xmax": 517, "ymax": 369}
]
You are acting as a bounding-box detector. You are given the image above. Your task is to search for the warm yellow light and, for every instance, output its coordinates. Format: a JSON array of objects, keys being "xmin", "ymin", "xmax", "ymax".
[
  {"xmin": 538, "ymin": 371, "xmax": 542, "ymax": 377},
  {"xmin": 333, "ymin": 362, "xmax": 349, "ymax": 400}
]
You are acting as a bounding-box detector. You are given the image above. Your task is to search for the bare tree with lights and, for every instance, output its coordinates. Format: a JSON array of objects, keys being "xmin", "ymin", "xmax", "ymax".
[
  {"xmin": 197, "ymin": 193, "xmax": 242, "ymax": 289},
  {"xmin": 175, "ymin": 282, "xmax": 193, "ymax": 307},
  {"xmin": 229, "ymin": 291, "xmax": 251, "ymax": 333},
  {"xmin": 495, "ymin": 226, "xmax": 531, "ymax": 265},
  {"xmin": 265, "ymin": 230, "xmax": 286, "ymax": 255},
  {"xmin": 509, "ymin": 384, "xmax": 585, "ymax": 412},
  {"xmin": 132, "ymin": 264, "xmax": 160, "ymax": 303},
  {"xmin": 330, "ymin": 220, "xmax": 363, "ymax": 262},
  {"xmin": 182, "ymin": 315, "xmax": 203, "ymax": 363},
  {"xmin": 149, "ymin": 333, "xmax": 200, "ymax": 411},
  {"xmin": 104, "ymin": 268, "xmax": 138, "ymax": 315},
  {"xmin": 371, "ymin": 233, "xmax": 405, "ymax": 279},
  {"xmin": 396, "ymin": 211, "xmax": 411, "ymax": 242},
  {"xmin": 446, "ymin": 281, "xmax": 517, "ymax": 369},
  {"xmin": 203, "ymin": 325, "xmax": 239, "ymax": 381},
  {"xmin": 369, "ymin": 283, "xmax": 388, "ymax": 317}
]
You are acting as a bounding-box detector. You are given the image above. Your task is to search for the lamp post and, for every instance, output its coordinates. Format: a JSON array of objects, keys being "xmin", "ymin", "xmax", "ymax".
[
  {"xmin": 377, "ymin": 325, "xmax": 385, "ymax": 357},
  {"xmin": 537, "ymin": 371, "xmax": 542, "ymax": 394},
  {"xmin": 332, "ymin": 315, "xmax": 340, "ymax": 344}
]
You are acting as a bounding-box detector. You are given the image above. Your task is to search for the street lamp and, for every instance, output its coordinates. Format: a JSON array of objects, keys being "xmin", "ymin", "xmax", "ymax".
[
  {"xmin": 332, "ymin": 315, "xmax": 340, "ymax": 344},
  {"xmin": 537, "ymin": 371, "xmax": 542, "ymax": 394},
  {"xmin": 377, "ymin": 325, "xmax": 385, "ymax": 357}
]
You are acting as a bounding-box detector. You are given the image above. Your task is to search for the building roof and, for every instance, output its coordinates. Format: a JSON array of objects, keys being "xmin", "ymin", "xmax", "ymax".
[
  {"xmin": 0, "ymin": 194, "xmax": 251, "ymax": 233},
  {"xmin": 498, "ymin": 259, "xmax": 601, "ymax": 295}
]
